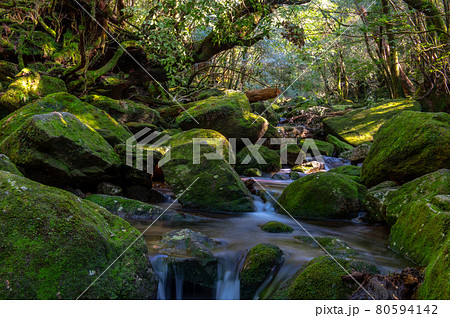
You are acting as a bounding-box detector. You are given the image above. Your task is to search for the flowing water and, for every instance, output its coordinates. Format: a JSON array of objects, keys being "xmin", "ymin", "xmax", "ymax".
[{"xmin": 129, "ymin": 172, "xmax": 414, "ymax": 300}]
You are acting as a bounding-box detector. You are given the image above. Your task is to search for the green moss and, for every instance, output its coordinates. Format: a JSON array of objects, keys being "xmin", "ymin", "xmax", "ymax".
[
  {"xmin": 299, "ymin": 139, "xmax": 334, "ymax": 157},
  {"xmin": 0, "ymin": 112, "xmax": 121, "ymax": 188},
  {"xmin": 326, "ymin": 135, "xmax": 354, "ymax": 155},
  {"xmin": 277, "ymin": 172, "xmax": 367, "ymax": 219},
  {"xmin": 295, "ymin": 236, "xmax": 357, "ymax": 258},
  {"xmin": 281, "ymin": 144, "xmax": 306, "ymax": 166},
  {"xmin": 0, "ymin": 92, "xmax": 131, "ymax": 146},
  {"xmin": 340, "ymin": 143, "xmax": 371, "ymax": 162},
  {"xmin": 362, "ymin": 182, "xmax": 398, "ymax": 223},
  {"xmin": 240, "ymin": 243, "xmax": 284, "ymax": 299},
  {"xmin": 273, "ymin": 256, "xmax": 377, "ymax": 300},
  {"xmin": 243, "ymin": 168, "xmax": 263, "ymax": 177},
  {"xmin": 0, "ymin": 172, "xmax": 156, "ymax": 299},
  {"xmin": 85, "ymin": 194, "xmax": 200, "ymax": 222},
  {"xmin": 0, "ymin": 60, "xmax": 18, "ymax": 87},
  {"xmin": 323, "ymin": 99, "xmax": 421, "ymax": 146},
  {"xmin": 235, "ymin": 146, "xmax": 281, "ymax": 174},
  {"xmin": 328, "ymin": 165, "xmax": 362, "ymax": 183},
  {"xmin": 0, "ymin": 154, "xmax": 23, "ymax": 176},
  {"xmin": 250, "ymin": 102, "xmax": 279, "ymax": 126},
  {"xmin": 0, "ymin": 68, "xmax": 67, "ymax": 112},
  {"xmin": 362, "ymin": 111, "xmax": 450, "ymax": 187},
  {"xmin": 176, "ymin": 90, "xmax": 268, "ymax": 144},
  {"xmin": 83, "ymin": 95, "xmax": 162, "ymax": 126},
  {"xmin": 160, "ymin": 129, "xmax": 254, "ymax": 212},
  {"xmin": 260, "ymin": 221, "xmax": 293, "ymax": 233}
]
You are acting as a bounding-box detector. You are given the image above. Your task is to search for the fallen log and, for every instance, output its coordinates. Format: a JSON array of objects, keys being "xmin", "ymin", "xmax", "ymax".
[{"xmin": 245, "ymin": 88, "xmax": 281, "ymax": 103}]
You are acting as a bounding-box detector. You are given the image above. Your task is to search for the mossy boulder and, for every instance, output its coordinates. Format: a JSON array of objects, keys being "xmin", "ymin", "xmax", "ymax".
[
  {"xmin": 326, "ymin": 135, "xmax": 354, "ymax": 155},
  {"xmin": 295, "ymin": 236, "xmax": 357, "ymax": 258},
  {"xmin": 340, "ymin": 143, "xmax": 371, "ymax": 163},
  {"xmin": 260, "ymin": 221, "xmax": 293, "ymax": 233},
  {"xmin": 362, "ymin": 181, "xmax": 398, "ymax": 223},
  {"xmin": 273, "ymin": 256, "xmax": 378, "ymax": 300},
  {"xmin": 328, "ymin": 165, "xmax": 362, "ymax": 183},
  {"xmin": 240, "ymin": 243, "xmax": 284, "ymax": 299},
  {"xmin": 250, "ymin": 101, "xmax": 279, "ymax": 126},
  {"xmin": 292, "ymin": 161, "xmax": 324, "ymax": 174},
  {"xmin": 299, "ymin": 139, "xmax": 334, "ymax": 157},
  {"xmin": 323, "ymin": 99, "xmax": 421, "ymax": 146},
  {"xmin": 0, "ymin": 172, "xmax": 156, "ymax": 299},
  {"xmin": 160, "ymin": 129, "xmax": 254, "ymax": 212},
  {"xmin": 243, "ymin": 168, "xmax": 263, "ymax": 177},
  {"xmin": 361, "ymin": 111, "xmax": 450, "ymax": 187},
  {"xmin": 85, "ymin": 194, "xmax": 201, "ymax": 222},
  {"xmin": 0, "ymin": 68, "xmax": 67, "ymax": 113},
  {"xmin": 0, "ymin": 92, "xmax": 132, "ymax": 146},
  {"xmin": 277, "ymin": 172, "xmax": 367, "ymax": 220},
  {"xmin": 0, "ymin": 60, "xmax": 18, "ymax": 87},
  {"xmin": 0, "ymin": 154, "xmax": 23, "ymax": 176},
  {"xmin": 176, "ymin": 91, "xmax": 268, "ymax": 145},
  {"xmin": 158, "ymin": 229, "xmax": 218, "ymax": 288},
  {"xmin": 417, "ymin": 238, "xmax": 449, "ymax": 300},
  {"xmin": 386, "ymin": 170, "xmax": 450, "ymax": 263},
  {"xmin": 235, "ymin": 145, "xmax": 281, "ymax": 174},
  {"xmin": 83, "ymin": 95, "xmax": 163, "ymax": 126},
  {"xmin": 0, "ymin": 112, "xmax": 121, "ymax": 188}
]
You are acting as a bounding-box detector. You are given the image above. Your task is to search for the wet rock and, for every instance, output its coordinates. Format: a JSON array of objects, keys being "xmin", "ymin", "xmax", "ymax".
[
  {"xmin": 240, "ymin": 243, "xmax": 284, "ymax": 299},
  {"xmin": 0, "ymin": 112, "xmax": 122, "ymax": 188},
  {"xmin": 281, "ymin": 144, "xmax": 306, "ymax": 166},
  {"xmin": 0, "ymin": 92, "xmax": 132, "ymax": 146},
  {"xmin": 271, "ymin": 173, "xmax": 290, "ymax": 180},
  {"xmin": 289, "ymin": 171, "xmax": 305, "ymax": 180},
  {"xmin": 158, "ymin": 229, "xmax": 219, "ymax": 289},
  {"xmin": 295, "ymin": 236, "xmax": 357, "ymax": 258},
  {"xmin": 0, "ymin": 68, "xmax": 67, "ymax": 113},
  {"xmin": 277, "ymin": 172, "xmax": 367, "ymax": 220},
  {"xmin": 340, "ymin": 143, "xmax": 371, "ymax": 163},
  {"xmin": 235, "ymin": 145, "xmax": 281, "ymax": 174},
  {"xmin": 0, "ymin": 171, "xmax": 157, "ymax": 299},
  {"xmin": 243, "ymin": 168, "xmax": 263, "ymax": 177},
  {"xmin": 292, "ymin": 161, "xmax": 324, "ymax": 174},
  {"xmin": 176, "ymin": 91, "xmax": 268, "ymax": 146},
  {"xmin": 323, "ymin": 99, "xmax": 421, "ymax": 146},
  {"xmin": 362, "ymin": 111, "xmax": 450, "ymax": 187},
  {"xmin": 0, "ymin": 154, "xmax": 23, "ymax": 176},
  {"xmin": 125, "ymin": 186, "xmax": 165, "ymax": 203},
  {"xmin": 273, "ymin": 256, "xmax": 379, "ymax": 300},
  {"xmin": 260, "ymin": 221, "xmax": 293, "ymax": 233},
  {"xmin": 86, "ymin": 194, "xmax": 201, "ymax": 222}
]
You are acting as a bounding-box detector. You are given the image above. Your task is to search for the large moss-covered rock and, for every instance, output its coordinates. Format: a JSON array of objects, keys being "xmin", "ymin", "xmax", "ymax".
[
  {"xmin": 158, "ymin": 229, "xmax": 218, "ymax": 288},
  {"xmin": 362, "ymin": 181, "xmax": 398, "ymax": 223},
  {"xmin": 0, "ymin": 154, "xmax": 23, "ymax": 176},
  {"xmin": 273, "ymin": 256, "xmax": 378, "ymax": 300},
  {"xmin": 323, "ymin": 99, "xmax": 421, "ymax": 146},
  {"xmin": 386, "ymin": 170, "xmax": 450, "ymax": 263},
  {"xmin": 235, "ymin": 145, "xmax": 281, "ymax": 174},
  {"xmin": 0, "ymin": 68, "xmax": 67, "ymax": 113},
  {"xmin": 0, "ymin": 60, "xmax": 18, "ymax": 87},
  {"xmin": 243, "ymin": 168, "xmax": 263, "ymax": 177},
  {"xmin": 0, "ymin": 92, "xmax": 131, "ymax": 146},
  {"xmin": 85, "ymin": 194, "xmax": 201, "ymax": 222},
  {"xmin": 299, "ymin": 139, "xmax": 334, "ymax": 157},
  {"xmin": 250, "ymin": 101, "xmax": 279, "ymax": 126},
  {"xmin": 176, "ymin": 91, "xmax": 268, "ymax": 145},
  {"xmin": 326, "ymin": 135, "xmax": 354, "ymax": 155},
  {"xmin": 83, "ymin": 95, "xmax": 163, "ymax": 126},
  {"xmin": 418, "ymin": 238, "xmax": 449, "ymax": 300},
  {"xmin": 362, "ymin": 111, "xmax": 450, "ymax": 187},
  {"xmin": 328, "ymin": 165, "xmax": 362, "ymax": 183},
  {"xmin": 282, "ymin": 144, "xmax": 306, "ymax": 166},
  {"xmin": 160, "ymin": 129, "xmax": 254, "ymax": 212},
  {"xmin": 0, "ymin": 172, "xmax": 156, "ymax": 299},
  {"xmin": 0, "ymin": 112, "xmax": 121, "ymax": 188},
  {"xmin": 277, "ymin": 172, "xmax": 367, "ymax": 220},
  {"xmin": 240, "ymin": 243, "xmax": 284, "ymax": 299}
]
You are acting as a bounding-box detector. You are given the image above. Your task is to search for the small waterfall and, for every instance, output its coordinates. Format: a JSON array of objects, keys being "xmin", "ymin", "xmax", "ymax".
[
  {"xmin": 150, "ymin": 255, "xmax": 184, "ymax": 300},
  {"xmin": 150, "ymin": 255, "xmax": 170, "ymax": 300},
  {"xmin": 253, "ymin": 196, "xmax": 275, "ymax": 213},
  {"xmin": 215, "ymin": 252, "xmax": 244, "ymax": 300}
]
